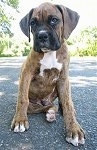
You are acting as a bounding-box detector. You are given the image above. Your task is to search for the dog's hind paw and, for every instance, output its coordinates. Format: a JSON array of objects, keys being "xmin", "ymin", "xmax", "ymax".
[{"xmin": 46, "ymin": 109, "xmax": 56, "ymax": 122}]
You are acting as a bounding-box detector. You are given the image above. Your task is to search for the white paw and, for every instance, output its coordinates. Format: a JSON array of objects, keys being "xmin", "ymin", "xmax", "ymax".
[
  {"xmin": 79, "ymin": 138, "xmax": 85, "ymax": 144},
  {"xmin": 46, "ymin": 109, "xmax": 56, "ymax": 122},
  {"xmin": 14, "ymin": 124, "xmax": 25, "ymax": 132},
  {"xmin": 66, "ymin": 136, "xmax": 79, "ymax": 146},
  {"xmin": 66, "ymin": 136, "xmax": 85, "ymax": 146}
]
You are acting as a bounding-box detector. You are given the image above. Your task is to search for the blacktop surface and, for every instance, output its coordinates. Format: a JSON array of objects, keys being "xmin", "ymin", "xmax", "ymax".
[{"xmin": 0, "ymin": 57, "xmax": 97, "ymax": 150}]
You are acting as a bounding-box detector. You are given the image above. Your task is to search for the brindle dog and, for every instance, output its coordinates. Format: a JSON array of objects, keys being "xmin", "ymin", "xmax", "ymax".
[{"xmin": 11, "ymin": 3, "xmax": 85, "ymax": 146}]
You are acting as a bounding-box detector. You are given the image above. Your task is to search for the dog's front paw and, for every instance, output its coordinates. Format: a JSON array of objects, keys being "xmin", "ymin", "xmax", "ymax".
[
  {"xmin": 66, "ymin": 122, "xmax": 85, "ymax": 146},
  {"xmin": 11, "ymin": 114, "xmax": 29, "ymax": 132},
  {"xmin": 46, "ymin": 109, "xmax": 56, "ymax": 122}
]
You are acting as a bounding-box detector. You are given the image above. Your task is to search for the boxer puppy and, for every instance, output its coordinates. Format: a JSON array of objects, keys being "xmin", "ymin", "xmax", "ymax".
[{"xmin": 11, "ymin": 2, "xmax": 85, "ymax": 146}]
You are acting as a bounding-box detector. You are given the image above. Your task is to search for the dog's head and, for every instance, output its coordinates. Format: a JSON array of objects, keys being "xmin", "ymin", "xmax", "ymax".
[{"xmin": 20, "ymin": 3, "xmax": 79, "ymax": 53}]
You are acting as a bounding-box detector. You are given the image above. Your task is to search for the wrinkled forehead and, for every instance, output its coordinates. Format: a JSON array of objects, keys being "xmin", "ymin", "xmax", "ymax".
[{"xmin": 32, "ymin": 3, "xmax": 62, "ymax": 20}]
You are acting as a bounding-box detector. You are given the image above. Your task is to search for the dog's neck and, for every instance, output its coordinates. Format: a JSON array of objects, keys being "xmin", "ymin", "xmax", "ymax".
[{"xmin": 39, "ymin": 51, "xmax": 62, "ymax": 76}]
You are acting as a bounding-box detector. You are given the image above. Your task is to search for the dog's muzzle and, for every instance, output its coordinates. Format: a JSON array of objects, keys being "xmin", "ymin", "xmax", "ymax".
[
  {"xmin": 33, "ymin": 29, "xmax": 61, "ymax": 53},
  {"xmin": 38, "ymin": 31, "xmax": 49, "ymax": 43},
  {"xmin": 37, "ymin": 31, "xmax": 50, "ymax": 49}
]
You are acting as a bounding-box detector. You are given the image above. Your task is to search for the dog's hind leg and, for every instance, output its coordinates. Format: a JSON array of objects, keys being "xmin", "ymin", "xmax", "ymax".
[
  {"xmin": 46, "ymin": 105, "xmax": 58, "ymax": 122},
  {"xmin": 45, "ymin": 89, "xmax": 58, "ymax": 122}
]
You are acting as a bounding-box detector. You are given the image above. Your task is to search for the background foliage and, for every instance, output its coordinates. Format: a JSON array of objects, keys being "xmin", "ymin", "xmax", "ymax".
[
  {"xmin": 0, "ymin": 0, "xmax": 19, "ymax": 36},
  {"xmin": 68, "ymin": 27, "xmax": 97, "ymax": 56},
  {"xmin": 0, "ymin": 0, "xmax": 97, "ymax": 57}
]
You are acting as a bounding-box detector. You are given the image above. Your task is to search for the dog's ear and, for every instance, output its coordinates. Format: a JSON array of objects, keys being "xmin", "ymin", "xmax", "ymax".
[
  {"xmin": 56, "ymin": 5, "xmax": 79, "ymax": 39},
  {"xmin": 19, "ymin": 9, "xmax": 34, "ymax": 42}
]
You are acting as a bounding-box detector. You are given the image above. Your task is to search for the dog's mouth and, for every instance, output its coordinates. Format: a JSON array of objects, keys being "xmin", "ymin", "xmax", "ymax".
[
  {"xmin": 33, "ymin": 29, "xmax": 61, "ymax": 53},
  {"xmin": 41, "ymin": 48, "xmax": 51, "ymax": 53},
  {"xmin": 34, "ymin": 42, "xmax": 60, "ymax": 53}
]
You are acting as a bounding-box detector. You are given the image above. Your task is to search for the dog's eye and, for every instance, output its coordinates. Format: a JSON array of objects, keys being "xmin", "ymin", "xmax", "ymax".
[
  {"xmin": 49, "ymin": 17, "xmax": 59, "ymax": 26},
  {"xmin": 30, "ymin": 19, "xmax": 37, "ymax": 27}
]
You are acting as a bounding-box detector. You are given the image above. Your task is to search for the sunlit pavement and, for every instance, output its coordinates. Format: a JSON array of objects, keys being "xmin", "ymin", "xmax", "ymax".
[{"xmin": 0, "ymin": 57, "xmax": 97, "ymax": 150}]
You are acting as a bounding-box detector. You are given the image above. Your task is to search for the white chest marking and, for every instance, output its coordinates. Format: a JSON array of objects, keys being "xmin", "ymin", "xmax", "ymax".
[{"xmin": 39, "ymin": 51, "xmax": 62, "ymax": 76}]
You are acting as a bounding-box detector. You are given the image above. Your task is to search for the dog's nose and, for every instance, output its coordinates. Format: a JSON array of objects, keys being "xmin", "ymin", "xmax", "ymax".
[{"xmin": 38, "ymin": 31, "xmax": 49, "ymax": 42}]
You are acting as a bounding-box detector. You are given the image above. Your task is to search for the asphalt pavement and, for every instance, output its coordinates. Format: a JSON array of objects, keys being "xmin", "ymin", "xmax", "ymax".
[{"xmin": 0, "ymin": 57, "xmax": 97, "ymax": 150}]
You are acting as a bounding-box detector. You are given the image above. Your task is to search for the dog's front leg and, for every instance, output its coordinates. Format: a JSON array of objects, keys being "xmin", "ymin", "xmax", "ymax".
[
  {"xmin": 11, "ymin": 65, "xmax": 32, "ymax": 132},
  {"xmin": 57, "ymin": 63, "xmax": 85, "ymax": 146}
]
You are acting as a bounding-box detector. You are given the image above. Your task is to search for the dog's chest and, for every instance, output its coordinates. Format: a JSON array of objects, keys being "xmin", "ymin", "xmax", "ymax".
[{"xmin": 39, "ymin": 51, "xmax": 62, "ymax": 77}]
